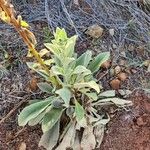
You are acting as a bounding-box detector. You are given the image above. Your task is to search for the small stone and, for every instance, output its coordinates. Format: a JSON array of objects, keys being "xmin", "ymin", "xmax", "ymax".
[
  {"xmin": 110, "ymin": 79, "xmax": 121, "ymax": 90},
  {"xmin": 136, "ymin": 116, "xmax": 146, "ymax": 126},
  {"xmin": 112, "ymin": 44, "xmax": 117, "ymax": 49},
  {"xmin": 19, "ymin": 142, "xmax": 26, "ymax": 150},
  {"xmin": 101, "ymin": 60, "xmax": 111, "ymax": 69},
  {"xmin": 86, "ymin": 24, "xmax": 103, "ymax": 38},
  {"xmin": 117, "ymin": 72, "xmax": 127, "ymax": 81},
  {"xmin": 114, "ymin": 66, "xmax": 121, "ymax": 75},
  {"xmin": 109, "ymin": 29, "xmax": 115, "ymax": 36}
]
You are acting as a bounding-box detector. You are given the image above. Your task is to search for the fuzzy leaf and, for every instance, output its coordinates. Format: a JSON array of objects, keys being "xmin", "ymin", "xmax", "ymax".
[
  {"xmin": 54, "ymin": 27, "xmax": 68, "ymax": 41},
  {"xmin": 85, "ymin": 92, "xmax": 98, "ymax": 101},
  {"xmin": 74, "ymin": 81, "xmax": 100, "ymax": 93},
  {"xmin": 39, "ymin": 120, "xmax": 60, "ymax": 150},
  {"xmin": 65, "ymin": 35, "xmax": 77, "ymax": 57},
  {"xmin": 42, "ymin": 108, "xmax": 63, "ymax": 132},
  {"xmin": 81, "ymin": 126, "xmax": 96, "ymax": 150},
  {"xmin": 55, "ymin": 88, "xmax": 71, "ymax": 107},
  {"xmin": 99, "ymin": 90, "xmax": 115, "ymax": 97},
  {"xmin": 94, "ymin": 117, "xmax": 110, "ymax": 127},
  {"xmin": 51, "ymin": 66, "xmax": 64, "ymax": 75},
  {"xmin": 94, "ymin": 125, "xmax": 105, "ymax": 148},
  {"xmin": 18, "ymin": 98, "xmax": 53, "ymax": 126},
  {"xmin": 76, "ymin": 51, "xmax": 92, "ymax": 67},
  {"xmin": 44, "ymin": 59, "xmax": 53, "ymax": 66},
  {"xmin": 88, "ymin": 52, "xmax": 110, "ymax": 73},
  {"xmin": 73, "ymin": 65, "xmax": 91, "ymax": 75},
  {"xmin": 37, "ymin": 82, "xmax": 52, "ymax": 93},
  {"xmin": 96, "ymin": 98, "xmax": 132, "ymax": 106},
  {"xmin": 75, "ymin": 100, "xmax": 87, "ymax": 127},
  {"xmin": 56, "ymin": 122, "xmax": 76, "ymax": 150},
  {"xmin": 28, "ymin": 110, "xmax": 47, "ymax": 126},
  {"xmin": 44, "ymin": 43, "xmax": 60, "ymax": 56},
  {"xmin": 39, "ymin": 49, "xmax": 49, "ymax": 57}
]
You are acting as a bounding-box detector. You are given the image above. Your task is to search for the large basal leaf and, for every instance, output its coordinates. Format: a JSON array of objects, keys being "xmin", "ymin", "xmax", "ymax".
[
  {"xmin": 88, "ymin": 52, "xmax": 110, "ymax": 73},
  {"xmin": 42, "ymin": 108, "xmax": 63, "ymax": 132},
  {"xmin": 76, "ymin": 50, "xmax": 92, "ymax": 67},
  {"xmin": 81, "ymin": 126, "xmax": 96, "ymax": 150},
  {"xmin": 55, "ymin": 88, "xmax": 71, "ymax": 107},
  {"xmin": 37, "ymin": 82, "xmax": 52, "ymax": 93},
  {"xmin": 39, "ymin": 120, "xmax": 60, "ymax": 150},
  {"xmin": 28, "ymin": 110, "xmax": 47, "ymax": 126},
  {"xmin": 75, "ymin": 100, "xmax": 87, "ymax": 127},
  {"xmin": 74, "ymin": 81, "xmax": 100, "ymax": 93},
  {"xmin": 18, "ymin": 98, "xmax": 53, "ymax": 126},
  {"xmin": 56, "ymin": 122, "xmax": 76, "ymax": 150}
]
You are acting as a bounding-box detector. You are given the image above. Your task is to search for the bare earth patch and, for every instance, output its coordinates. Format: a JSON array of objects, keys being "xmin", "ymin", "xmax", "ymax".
[{"xmin": 0, "ymin": 91, "xmax": 149, "ymax": 150}]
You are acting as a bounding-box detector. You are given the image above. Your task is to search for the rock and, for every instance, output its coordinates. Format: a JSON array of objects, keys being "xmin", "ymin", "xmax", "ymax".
[
  {"xmin": 19, "ymin": 142, "xmax": 26, "ymax": 150},
  {"xmin": 109, "ymin": 29, "xmax": 115, "ymax": 36},
  {"xmin": 114, "ymin": 66, "xmax": 121, "ymax": 75},
  {"xmin": 110, "ymin": 79, "xmax": 121, "ymax": 90},
  {"xmin": 117, "ymin": 72, "xmax": 127, "ymax": 81},
  {"xmin": 101, "ymin": 60, "xmax": 111, "ymax": 69},
  {"xmin": 86, "ymin": 24, "xmax": 104, "ymax": 38}
]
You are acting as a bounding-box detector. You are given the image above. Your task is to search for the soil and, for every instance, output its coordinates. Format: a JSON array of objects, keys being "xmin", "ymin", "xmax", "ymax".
[{"xmin": 0, "ymin": 91, "xmax": 149, "ymax": 150}]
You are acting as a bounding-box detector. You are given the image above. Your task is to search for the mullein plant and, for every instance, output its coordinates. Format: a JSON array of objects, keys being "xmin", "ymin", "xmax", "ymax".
[{"xmin": 0, "ymin": 1, "xmax": 132, "ymax": 149}]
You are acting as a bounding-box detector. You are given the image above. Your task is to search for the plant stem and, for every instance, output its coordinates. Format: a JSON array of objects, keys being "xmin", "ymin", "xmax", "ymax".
[{"xmin": 0, "ymin": 0, "xmax": 50, "ymax": 74}]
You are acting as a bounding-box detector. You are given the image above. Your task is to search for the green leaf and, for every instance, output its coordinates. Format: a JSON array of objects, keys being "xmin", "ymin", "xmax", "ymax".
[
  {"xmin": 99, "ymin": 90, "xmax": 115, "ymax": 98},
  {"xmin": 76, "ymin": 50, "xmax": 92, "ymax": 67},
  {"xmin": 44, "ymin": 43, "xmax": 60, "ymax": 56},
  {"xmin": 28, "ymin": 99, "xmax": 42, "ymax": 105},
  {"xmin": 39, "ymin": 120, "xmax": 60, "ymax": 150},
  {"xmin": 79, "ymin": 89, "xmax": 98, "ymax": 101},
  {"xmin": 51, "ymin": 66, "xmax": 64, "ymax": 75},
  {"xmin": 42, "ymin": 108, "xmax": 63, "ymax": 132},
  {"xmin": 95, "ymin": 98, "xmax": 132, "ymax": 106},
  {"xmin": 39, "ymin": 49, "xmax": 49, "ymax": 57},
  {"xmin": 73, "ymin": 65, "xmax": 91, "ymax": 75},
  {"xmin": 18, "ymin": 98, "xmax": 53, "ymax": 126},
  {"xmin": 88, "ymin": 52, "xmax": 110, "ymax": 73},
  {"xmin": 44, "ymin": 59, "xmax": 54, "ymax": 66},
  {"xmin": 85, "ymin": 92, "xmax": 98, "ymax": 101},
  {"xmin": 74, "ymin": 81, "xmax": 100, "ymax": 93},
  {"xmin": 28, "ymin": 110, "xmax": 47, "ymax": 126},
  {"xmin": 27, "ymin": 62, "xmax": 49, "ymax": 80},
  {"xmin": 64, "ymin": 57, "xmax": 75, "ymax": 66},
  {"xmin": 75, "ymin": 100, "xmax": 87, "ymax": 127},
  {"xmin": 37, "ymin": 82, "xmax": 52, "ymax": 93},
  {"xmin": 54, "ymin": 28, "xmax": 68, "ymax": 41},
  {"xmin": 65, "ymin": 35, "xmax": 77, "ymax": 57},
  {"xmin": 55, "ymin": 88, "xmax": 71, "ymax": 107}
]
